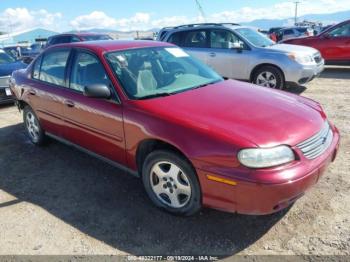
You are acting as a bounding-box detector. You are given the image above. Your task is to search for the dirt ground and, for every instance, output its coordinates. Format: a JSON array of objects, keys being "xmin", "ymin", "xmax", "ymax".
[{"xmin": 0, "ymin": 66, "xmax": 349, "ymax": 258}]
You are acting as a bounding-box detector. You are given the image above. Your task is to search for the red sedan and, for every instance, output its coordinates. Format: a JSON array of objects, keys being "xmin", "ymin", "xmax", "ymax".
[
  {"xmin": 10, "ymin": 40, "xmax": 340, "ymax": 216},
  {"xmin": 284, "ymin": 20, "xmax": 350, "ymax": 64}
]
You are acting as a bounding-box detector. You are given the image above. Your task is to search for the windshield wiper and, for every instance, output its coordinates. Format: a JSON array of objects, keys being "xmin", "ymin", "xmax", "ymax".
[
  {"xmin": 189, "ymin": 79, "xmax": 222, "ymax": 91},
  {"xmin": 136, "ymin": 92, "xmax": 172, "ymax": 100}
]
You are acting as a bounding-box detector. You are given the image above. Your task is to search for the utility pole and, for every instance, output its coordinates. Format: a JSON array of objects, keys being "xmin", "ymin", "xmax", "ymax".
[{"xmin": 294, "ymin": 1, "xmax": 300, "ymax": 25}]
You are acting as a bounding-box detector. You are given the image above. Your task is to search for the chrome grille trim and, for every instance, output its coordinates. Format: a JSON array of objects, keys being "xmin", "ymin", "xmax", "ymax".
[{"xmin": 297, "ymin": 122, "xmax": 333, "ymax": 159}]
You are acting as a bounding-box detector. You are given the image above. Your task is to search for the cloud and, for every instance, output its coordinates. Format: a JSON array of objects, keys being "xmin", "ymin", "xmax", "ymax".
[
  {"xmin": 0, "ymin": 8, "xmax": 62, "ymax": 32},
  {"xmin": 70, "ymin": 11, "xmax": 117, "ymax": 30},
  {"xmin": 70, "ymin": 12, "xmax": 151, "ymax": 31}
]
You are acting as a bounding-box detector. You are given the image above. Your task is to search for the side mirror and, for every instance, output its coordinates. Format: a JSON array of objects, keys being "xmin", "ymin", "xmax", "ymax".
[
  {"xmin": 84, "ymin": 84, "xmax": 111, "ymax": 99},
  {"xmin": 229, "ymin": 41, "xmax": 244, "ymax": 49}
]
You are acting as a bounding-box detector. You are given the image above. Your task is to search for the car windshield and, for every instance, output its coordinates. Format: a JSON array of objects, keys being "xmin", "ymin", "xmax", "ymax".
[
  {"xmin": 235, "ymin": 28, "xmax": 275, "ymax": 47},
  {"xmin": 0, "ymin": 51, "xmax": 16, "ymax": 64},
  {"xmin": 105, "ymin": 47, "xmax": 223, "ymax": 100},
  {"xmin": 81, "ymin": 35, "xmax": 112, "ymax": 41}
]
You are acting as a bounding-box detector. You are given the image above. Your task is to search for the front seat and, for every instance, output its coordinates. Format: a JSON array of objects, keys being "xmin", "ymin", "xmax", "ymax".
[{"xmin": 137, "ymin": 62, "xmax": 158, "ymax": 94}]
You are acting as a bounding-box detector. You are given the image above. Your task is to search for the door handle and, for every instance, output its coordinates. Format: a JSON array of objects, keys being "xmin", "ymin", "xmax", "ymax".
[
  {"xmin": 209, "ymin": 52, "xmax": 216, "ymax": 57},
  {"xmin": 29, "ymin": 89, "xmax": 36, "ymax": 95},
  {"xmin": 64, "ymin": 100, "xmax": 75, "ymax": 108}
]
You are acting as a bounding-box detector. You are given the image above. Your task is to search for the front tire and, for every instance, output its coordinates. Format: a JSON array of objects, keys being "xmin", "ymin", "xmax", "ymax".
[
  {"xmin": 252, "ymin": 66, "xmax": 285, "ymax": 89},
  {"xmin": 142, "ymin": 150, "xmax": 202, "ymax": 216},
  {"xmin": 23, "ymin": 106, "xmax": 45, "ymax": 145}
]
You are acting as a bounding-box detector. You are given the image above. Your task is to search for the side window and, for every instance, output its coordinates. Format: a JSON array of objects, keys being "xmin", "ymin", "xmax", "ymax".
[
  {"xmin": 70, "ymin": 52, "xmax": 110, "ymax": 92},
  {"xmin": 167, "ymin": 32, "xmax": 183, "ymax": 46},
  {"xmin": 32, "ymin": 56, "xmax": 42, "ymax": 79},
  {"xmin": 71, "ymin": 36, "xmax": 81, "ymax": 42},
  {"xmin": 210, "ymin": 29, "xmax": 241, "ymax": 49},
  {"xmin": 284, "ymin": 29, "xmax": 294, "ymax": 36},
  {"xmin": 329, "ymin": 23, "xmax": 350, "ymax": 37},
  {"xmin": 39, "ymin": 50, "xmax": 70, "ymax": 86},
  {"xmin": 182, "ymin": 30, "xmax": 208, "ymax": 48}
]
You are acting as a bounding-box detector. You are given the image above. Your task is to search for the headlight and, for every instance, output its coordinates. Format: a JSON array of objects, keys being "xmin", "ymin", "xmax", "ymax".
[
  {"xmin": 288, "ymin": 53, "xmax": 314, "ymax": 65},
  {"xmin": 238, "ymin": 145, "xmax": 295, "ymax": 168}
]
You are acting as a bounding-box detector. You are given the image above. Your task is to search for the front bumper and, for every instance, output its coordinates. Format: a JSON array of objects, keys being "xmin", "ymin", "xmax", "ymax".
[
  {"xmin": 0, "ymin": 86, "xmax": 14, "ymax": 104},
  {"xmin": 197, "ymin": 125, "xmax": 340, "ymax": 215},
  {"xmin": 285, "ymin": 60, "xmax": 325, "ymax": 86}
]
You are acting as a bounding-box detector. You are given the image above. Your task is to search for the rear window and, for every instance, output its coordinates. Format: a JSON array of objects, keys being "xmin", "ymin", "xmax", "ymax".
[
  {"xmin": 80, "ymin": 35, "xmax": 112, "ymax": 41},
  {"xmin": 296, "ymin": 28, "xmax": 307, "ymax": 33}
]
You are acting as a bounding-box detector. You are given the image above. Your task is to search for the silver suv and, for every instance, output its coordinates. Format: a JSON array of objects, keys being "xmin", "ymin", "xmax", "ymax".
[{"xmin": 157, "ymin": 23, "xmax": 324, "ymax": 89}]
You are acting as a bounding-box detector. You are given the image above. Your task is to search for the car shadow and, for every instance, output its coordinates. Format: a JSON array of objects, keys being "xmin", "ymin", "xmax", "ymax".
[
  {"xmin": 0, "ymin": 123, "xmax": 288, "ymax": 257},
  {"xmin": 286, "ymin": 85, "xmax": 307, "ymax": 95},
  {"xmin": 319, "ymin": 66, "xmax": 350, "ymax": 80}
]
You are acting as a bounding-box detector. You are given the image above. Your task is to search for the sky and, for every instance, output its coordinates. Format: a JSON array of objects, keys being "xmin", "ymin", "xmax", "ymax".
[{"xmin": 0, "ymin": 0, "xmax": 349, "ymax": 33}]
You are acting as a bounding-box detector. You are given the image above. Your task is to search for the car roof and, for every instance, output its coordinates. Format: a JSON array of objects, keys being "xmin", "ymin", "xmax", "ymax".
[
  {"xmin": 46, "ymin": 40, "xmax": 174, "ymax": 53},
  {"xmin": 49, "ymin": 32, "xmax": 110, "ymax": 38}
]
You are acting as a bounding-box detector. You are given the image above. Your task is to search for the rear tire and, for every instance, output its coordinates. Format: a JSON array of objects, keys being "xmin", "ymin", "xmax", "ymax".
[
  {"xmin": 23, "ymin": 106, "xmax": 46, "ymax": 145},
  {"xmin": 252, "ymin": 66, "xmax": 285, "ymax": 89},
  {"xmin": 142, "ymin": 150, "xmax": 202, "ymax": 216}
]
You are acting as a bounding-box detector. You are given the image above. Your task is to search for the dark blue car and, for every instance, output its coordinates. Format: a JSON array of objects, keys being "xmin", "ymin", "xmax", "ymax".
[{"xmin": 0, "ymin": 49, "xmax": 27, "ymax": 104}]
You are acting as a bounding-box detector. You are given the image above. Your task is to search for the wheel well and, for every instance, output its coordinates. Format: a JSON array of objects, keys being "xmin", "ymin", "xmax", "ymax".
[
  {"xmin": 250, "ymin": 63, "xmax": 285, "ymax": 82},
  {"xmin": 17, "ymin": 100, "xmax": 29, "ymax": 110},
  {"xmin": 136, "ymin": 139, "xmax": 191, "ymax": 174}
]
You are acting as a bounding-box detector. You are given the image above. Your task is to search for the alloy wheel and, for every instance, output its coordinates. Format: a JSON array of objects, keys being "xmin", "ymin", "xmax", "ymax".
[
  {"xmin": 26, "ymin": 111, "xmax": 40, "ymax": 142},
  {"xmin": 149, "ymin": 161, "xmax": 192, "ymax": 208},
  {"xmin": 256, "ymin": 71, "xmax": 278, "ymax": 88}
]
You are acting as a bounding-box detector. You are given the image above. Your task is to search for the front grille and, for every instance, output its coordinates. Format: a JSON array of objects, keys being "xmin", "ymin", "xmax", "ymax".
[
  {"xmin": 297, "ymin": 122, "xmax": 333, "ymax": 159},
  {"xmin": 313, "ymin": 53, "xmax": 322, "ymax": 64},
  {"xmin": 0, "ymin": 76, "xmax": 10, "ymax": 88}
]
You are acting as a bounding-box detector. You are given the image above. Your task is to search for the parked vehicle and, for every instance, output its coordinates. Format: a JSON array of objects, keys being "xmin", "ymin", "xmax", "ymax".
[
  {"xmin": 268, "ymin": 27, "xmax": 284, "ymax": 41},
  {"xmin": 21, "ymin": 43, "xmax": 45, "ymax": 64},
  {"xmin": 277, "ymin": 27, "xmax": 314, "ymax": 42},
  {"xmin": 158, "ymin": 23, "xmax": 324, "ymax": 89},
  {"xmin": 283, "ymin": 20, "xmax": 350, "ymax": 65},
  {"xmin": 11, "ymin": 41, "xmax": 339, "ymax": 216},
  {"xmin": 46, "ymin": 33, "xmax": 113, "ymax": 48},
  {"xmin": 0, "ymin": 49, "xmax": 27, "ymax": 104}
]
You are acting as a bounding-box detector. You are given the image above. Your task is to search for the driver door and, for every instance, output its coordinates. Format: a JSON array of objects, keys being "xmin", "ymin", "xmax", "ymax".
[
  {"xmin": 319, "ymin": 23, "xmax": 350, "ymax": 61},
  {"xmin": 63, "ymin": 49, "xmax": 126, "ymax": 165}
]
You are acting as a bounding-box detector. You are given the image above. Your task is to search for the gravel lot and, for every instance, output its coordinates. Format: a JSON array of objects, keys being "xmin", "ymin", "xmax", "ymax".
[{"xmin": 0, "ymin": 66, "xmax": 349, "ymax": 258}]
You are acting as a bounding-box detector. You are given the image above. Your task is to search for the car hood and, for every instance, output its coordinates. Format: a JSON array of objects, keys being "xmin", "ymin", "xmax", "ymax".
[
  {"xmin": 266, "ymin": 43, "xmax": 318, "ymax": 55},
  {"xmin": 135, "ymin": 80, "xmax": 326, "ymax": 148},
  {"xmin": 0, "ymin": 61, "xmax": 27, "ymax": 76}
]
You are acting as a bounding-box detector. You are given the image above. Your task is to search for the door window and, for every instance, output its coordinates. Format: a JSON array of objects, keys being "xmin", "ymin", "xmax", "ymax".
[
  {"xmin": 182, "ymin": 30, "xmax": 208, "ymax": 48},
  {"xmin": 70, "ymin": 51, "xmax": 110, "ymax": 92},
  {"xmin": 210, "ymin": 29, "xmax": 241, "ymax": 49},
  {"xmin": 329, "ymin": 23, "xmax": 350, "ymax": 37},
  {"xmin": 167, "ymin": 32, "xmax": 183, "ymax": 46},
  {"xmin": 283, "ymin": 29, "xmax": 294, "ymax": 36},
  {"xmin": 39, "ymin": 50, "xmax": 70, "ymax": 86}
]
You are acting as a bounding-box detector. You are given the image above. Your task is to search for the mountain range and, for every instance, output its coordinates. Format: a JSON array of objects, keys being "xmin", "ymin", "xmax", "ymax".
[{"xmin": 242, "ymin": 10, "xmax": 350, "ymax": 29}]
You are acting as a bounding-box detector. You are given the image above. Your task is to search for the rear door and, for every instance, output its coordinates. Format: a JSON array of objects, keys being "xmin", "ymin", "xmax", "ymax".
[
  {"xmin": 206, "ymin": 29, "xmax": 251, "ymax": 80},
  {"xmin": 168, "ymin": 30, "xmax": 210, "ymax": 65},
  {"xmin": 62, "ymin": 49, "xmax": 126, "ymax": 165},
  {"xmin": 29, "ymin": 48, "xmax": 71, "ymax": 136}
]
